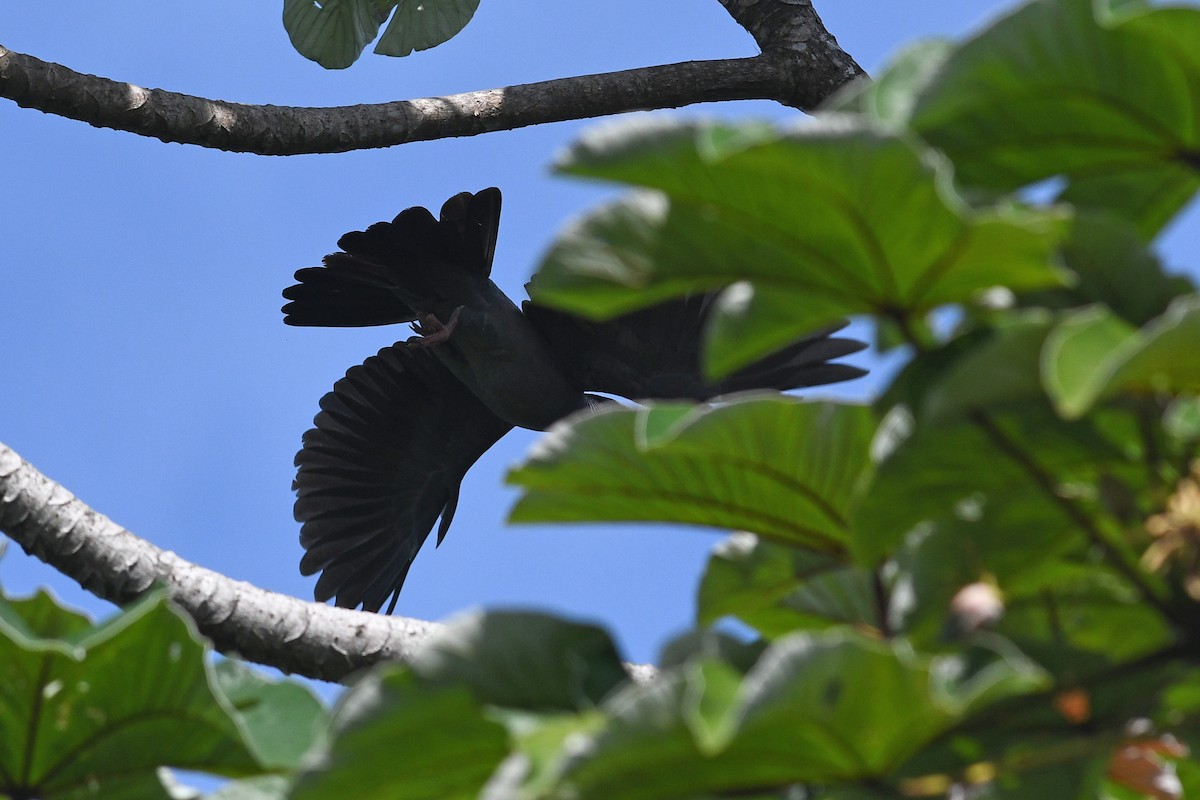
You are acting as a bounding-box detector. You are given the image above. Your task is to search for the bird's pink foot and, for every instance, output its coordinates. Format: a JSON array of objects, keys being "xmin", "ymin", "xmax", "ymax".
[{"xmin": 409, "ymin": 306, "xmax": 464, "ymax": 347}]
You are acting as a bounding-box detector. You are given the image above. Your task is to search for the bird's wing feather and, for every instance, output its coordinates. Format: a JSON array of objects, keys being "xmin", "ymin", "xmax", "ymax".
[
  {"xmin": 295, "ymin": 343, "xmax": 511, "ymax": 613},
  {"xmin": 523, "ymin": 292, "xmax": 867, "ymax": 401}
]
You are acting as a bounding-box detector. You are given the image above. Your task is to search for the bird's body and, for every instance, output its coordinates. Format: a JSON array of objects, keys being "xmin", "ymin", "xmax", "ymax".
[
  {"xmin": 419, "ymin": 288, "xmax": 591, "ymax": 430},
  {"xmin": 284, "ymin": 188, "xmax": 866, "ymax": 613}
]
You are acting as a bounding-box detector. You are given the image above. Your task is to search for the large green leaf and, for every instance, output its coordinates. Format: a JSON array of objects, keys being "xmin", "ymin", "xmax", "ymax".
[
  {"xmin": 375, "ymin": 0, "xmax": 480, "ymax": 57},
  {"xmin": 291, "ymin": 668, "xmax": 508, "ymax": 800},
  {"xmin": 908, "ymin": 0, "xmax": 1200, "ymax": 238},
  {"xmin": 1041, "ymin": 305, "xmax": 1139, "ymax": 418},
  {"xmin": 733, "ymin": 634, "xmax": 1045, "ymax": 771},
  {"xmin": 892, "ymin": 503, "xmax": 1172, "ymax": 659},
  {"xmin": 292, "ymin": 611, "xmax": 633, "ymax": 800},
  {"xmin": 657, "ymin": 628, "xmax": 767, "ymax": 675},
  {"xmin": 697, "ymin": 533, "xmax": 878, "ymax": 638},
  {"xmin": 282, "ymin": 0, "xmax": 479, "ymax": 69},
  {"xmin": 1001, "ymin": 564, "xmax": 1174, "ymax": 661},
  {"xmin": 211, "ymin": 659, "xmax": 327, "ymax": 771},
  {"xmin": 1042, "ymin": 294, "xmax": 1200, "ymax": 418},
  {"xmin": 916, "ymin": 311, "xmax": 1055, "ymax": 423},
  {"xmin": 890, "ymin": 502, "xmax": 1081, "ymax": 646},
  {"xmin": 1020, "ymin": 212, "xmax": 1194, "ymax": 325},
  {"xmin": 545, "ymin": 631, "xmax": 1045, "ymax": 798},
  {"xmin": 407, "ymin": 610, "xmax": 629, "ymax": 711},
  {"xmin": 282, "ymin": 0, "xmax": 389, "ymax": 69},
  {"xmin": 508, "ymin": 398, "xmax": 876, "ymax": 555},
  {"xmin": 853, "ymin": 405, "xmax": 1127, "ymax": 563},
  {"xmin": 534, "ymin": 117, "xmax": 1068, "ymax": 375},
  {"xmin": 825, "ymin": 40, "xmax": 956, "ymax": 128},
  {"xmin": 0, "ymin": 591, "xmax": 261, "ymax": 800},
  {"xmin": 1165, "ymin": 394, "xmax": 1200, "ymax": 444}
]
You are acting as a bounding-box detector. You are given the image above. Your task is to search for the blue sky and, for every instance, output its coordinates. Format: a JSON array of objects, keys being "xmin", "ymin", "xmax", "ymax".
[{"xmin": 3, "ymin": 1, "xmax": 1197, "ymax": 672}]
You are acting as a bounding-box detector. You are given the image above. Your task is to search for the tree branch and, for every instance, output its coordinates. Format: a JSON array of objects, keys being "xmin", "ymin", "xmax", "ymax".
[
  {"xmin": 718, "ymin": 0, "xmax": 865, "ymax": 107},
  {"xmin": 0, "ymin": 442, "xmax": 659, "ymax": 685},
  {"xmin": 0, "ymin": 1, "xmax": 864, "ymax": 157},
  {"xmin": 0, "ymin": 441, "xmax": 437, "ymax": 683}
]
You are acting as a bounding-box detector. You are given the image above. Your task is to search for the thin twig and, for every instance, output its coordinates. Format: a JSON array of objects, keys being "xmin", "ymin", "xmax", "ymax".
[{"xmin": 872, "ymin": 567, "xmax": 893, "ymax": 638}]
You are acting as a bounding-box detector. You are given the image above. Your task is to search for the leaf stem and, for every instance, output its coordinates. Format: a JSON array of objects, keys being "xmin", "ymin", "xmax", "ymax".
[
  {"xmin": 1134, "ymin": 397, "xmax": 1167, "ymax": 494},
  {"xmin": 873, "ymin": 567, "xmax": 893, "ymax": 638},
  {"xmin": 882, "ymin": 306, "xmax": 929, "ymax": 355}
]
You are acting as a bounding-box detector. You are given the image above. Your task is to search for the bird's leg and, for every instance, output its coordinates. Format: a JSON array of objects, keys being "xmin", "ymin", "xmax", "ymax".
[{"xmin": 408, "ymin": 306, "xmax": 464, "ymax": 347}]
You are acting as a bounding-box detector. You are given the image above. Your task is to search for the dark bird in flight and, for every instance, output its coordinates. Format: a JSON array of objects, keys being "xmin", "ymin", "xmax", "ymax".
[{"xmin": 283, "ymin": 188, "xmax": 867, "ymax": 613}]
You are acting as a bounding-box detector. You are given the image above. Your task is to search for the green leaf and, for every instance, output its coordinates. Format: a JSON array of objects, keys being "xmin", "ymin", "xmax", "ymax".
[
  {"xmin": 1164, "ymin": 395, "xmax": 1200, "ymax": 442},
  {"xmin": 490, "ymin": 711, "xmax": 608, "ymax": 800},
  {"xmin": 211, "ymin": 659, "xmax": 327, "ymax": 770},
  {"xmin": 534, "ymin": 117, "xmax": 1068, "ymax": 375},
  {"xmin": 291, "ymin": 668, "xmax": 509, "ymax": 800},
  {"xmin": 375, "ymin": 0, "xmax": 480, "ymax": 57},
  {"xmin": 282, "ymin": 0, "xmax": 478, "ymax": 68},
  {"xmin": 658, "ymin": 628, "xmax": 767, "ymax": 674},
  {"xmin": 874, "ymin": 327, "xmax": 993, "ymax": 413},
  {"xmin": 908, "ymin": 0, "xmax": 1200, "ymax": 237},
  {"xmin": 57, "ymin": 771, "xmax": 180, "ymax": 800},
  {"xmin": 1179, "ymin": 759, "xmax": 1200, "ymax": 800},
  {"xmin": 1001, "ymin": 564, "xmax": 1173, "ymax": 661},
  {"xmin": 891, "ymin": 502, "xmax": 1080, "ymax": 645},
  {"xmin": 508, "ymin": 398, "xmax": 876, "ymax": 555},
  {"xmin": 1106, "ymin": 294, "xmax": 1200, "ymax": 392},
  {"xmin": 681, "ymin": 659, "xmax": 743, "ymax": 755},
  {"xmin": 1041, "ymin": 305, "xmax": 1139, "ymax": 418},
  {"xmin": 852, "ymin": 406, "xmax": 1126, "ymax": 563},
  {"xmin": 1020, "ymin": 212, "xmax": 1194, "ymax": 325},
  {"xmin": 697, "ymin": 533, "xmax": 878, "ymax": 638},
  {"xmin": 987, "ymin": 755, "xmax": 1107, "ymax": 799},
  {"xmin": 1042, "ymin": 294, "xmax": 1200, "ymax": 418},
  {"xmin": 735, "ymin": 634, "xmax": 1045, "ymax": 776},
  {"xmin": 0, "ymin": 591, "xmax": 261, "ymax": 800},
  {"xmin": 919, "ymin": 311, "xmax": 1055, "ymax": 422},
  {"xmin": 553, "ymin": 667, "xmax": 735, "ymax": 799},
  {"xmin": 550, "ymin": 631, "xmax": 1045, "ymax": 798},
  {"xmin": 825, "ymin": 40, "xmax": 956, "ymax": 127},
  {"xmin": 282, "ymin": 0, "xmax": 391, "ymax": 69},
  {"xmin": 0, "ymin": 586, "xmax": 93, "ymax": 644},
  {"xmin": 408, "ymin": 609, "xmax": 628, "ymax": 711}
]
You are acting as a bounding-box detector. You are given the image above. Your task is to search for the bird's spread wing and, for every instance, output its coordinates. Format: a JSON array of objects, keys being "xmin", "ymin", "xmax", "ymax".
[
  {"xmin": 283, "ymin": 188, "xmax": 502, "ymax": 327},
  {"xmin": 523, "ymin": 293, "xmax": 867, "ymax": 401},
  {"xmin": 295, "ymin": 343, "xmax": 511, "ymax": 613}
]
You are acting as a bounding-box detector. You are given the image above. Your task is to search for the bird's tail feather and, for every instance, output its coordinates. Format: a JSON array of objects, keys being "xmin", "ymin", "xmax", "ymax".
[
  {"xmin": 522, "ymin": 294, "xmax": 867, "ymax": 400},
  {"xmin": 282, "ymin": 188, "xmax": 502, "ymax": 328},
  {"xmin": 718, "ymin": 326, "xmax": 868, "ymax": 394}
]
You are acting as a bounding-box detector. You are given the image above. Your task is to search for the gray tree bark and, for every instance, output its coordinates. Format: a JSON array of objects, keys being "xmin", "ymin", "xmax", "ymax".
[{"xmin": 0, "ymin": 1, "xmax": 862, "ymax": 155}]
